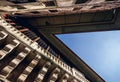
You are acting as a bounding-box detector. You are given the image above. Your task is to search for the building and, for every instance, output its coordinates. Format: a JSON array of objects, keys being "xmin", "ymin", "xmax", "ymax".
[{"xmin": 0, "ymin": 0, "xmax": 120, "ymax": 82}]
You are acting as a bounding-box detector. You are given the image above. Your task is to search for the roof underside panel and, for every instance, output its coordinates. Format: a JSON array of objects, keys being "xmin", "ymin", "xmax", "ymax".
[
  {"xmin": 0, "ymin": 0, "xmax": 120, "ymax": 16},
  {"xmin": 26, "ymin": 9, "xmax": 116, "ymax": 28}
]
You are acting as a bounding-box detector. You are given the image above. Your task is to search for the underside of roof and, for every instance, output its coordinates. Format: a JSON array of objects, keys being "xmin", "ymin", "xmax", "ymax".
[{"xmin": 0, "ymin": 0, "xmax": 120, "ymax": 16}]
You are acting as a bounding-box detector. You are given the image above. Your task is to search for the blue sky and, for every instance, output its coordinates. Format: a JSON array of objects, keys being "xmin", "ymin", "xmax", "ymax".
[{"xmin": 56, "ymin": 30, "xmax": 120, "ymax": 82}]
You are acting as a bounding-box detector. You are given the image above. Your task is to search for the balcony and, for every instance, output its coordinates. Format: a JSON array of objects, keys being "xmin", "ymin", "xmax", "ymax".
[{"xmin": 0, "ymin": 15, "xmax": 89, "ymax": 82}]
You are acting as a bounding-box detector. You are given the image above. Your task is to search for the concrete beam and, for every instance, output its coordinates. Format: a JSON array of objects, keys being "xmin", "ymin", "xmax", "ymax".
[{"xmin": 81, "ymin": 0, "xmax": 105, "ymax": 10}]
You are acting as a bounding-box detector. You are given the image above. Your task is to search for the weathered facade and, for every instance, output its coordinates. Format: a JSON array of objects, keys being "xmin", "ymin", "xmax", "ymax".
[
  {"xmin": 0, "ymin": 0, "xmax": 120, "ymax": 82},
  {"xmin": 0, "ymin": 14, "xmax": 89, "ymax": 82}
]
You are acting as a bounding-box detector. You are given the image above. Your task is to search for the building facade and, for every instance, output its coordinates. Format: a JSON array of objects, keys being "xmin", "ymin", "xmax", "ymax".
[{"xmin": 0, "ymin": 14, "xmax": 89, "ymax": 82}]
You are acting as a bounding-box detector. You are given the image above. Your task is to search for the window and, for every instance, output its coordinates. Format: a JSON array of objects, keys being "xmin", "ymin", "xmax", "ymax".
[
  {"xmin": 49, "ymin": 10, "xmax": 58, "ymax": 13},
  {"xmin": 75, "ymin": 0, "xmax": 88, "ymax": 4},
  {"xmin": 43, "ymin": 1, "xmax": 55, "ymax": 6},
  {"xmin": 30, "ymin": 11, "xmax": 40, "ymax": 14}
]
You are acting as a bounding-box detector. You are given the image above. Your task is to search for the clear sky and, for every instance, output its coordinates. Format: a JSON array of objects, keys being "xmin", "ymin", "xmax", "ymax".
[{"xmin": 56, "ymin": 30, "xmax": 120, "ymax": 82}]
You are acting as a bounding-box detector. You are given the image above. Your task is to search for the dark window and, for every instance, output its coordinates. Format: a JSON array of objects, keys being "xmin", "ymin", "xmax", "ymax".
[
  {"xmin": 90, "ymin": 5, "xmax": 101, "ymax": 9},
  {"xmin": 43, "ymin": 1, "xmax": 55, "ymax": 6},
  {"xmin": 75, "ymin": 0, "xmax": 88, "ymax": 4},
  {"xmin": 30, "ymin": 11, "xmax": 40, "ymax": 14},
  {"xmin": 11, "ymin": 5, "xmax": 26, "ymax": 9},
  {"xmin": 49, "ymin": 10, "xmax": 58, "ymax": 13}
]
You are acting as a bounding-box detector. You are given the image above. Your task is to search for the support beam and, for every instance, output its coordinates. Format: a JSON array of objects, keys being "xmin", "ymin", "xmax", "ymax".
[
  {"xmin": 38, "ymin": 8, "xmax": 120, "ymax": 34},
  {"xmin": 35, "ymin": 62, "xmax": 51, "ymax": 82},
  {"xmin": 58, "ymin": 73, "xmax": 69, "ymax": 82},
  {"xmin": 47, "ymin": 67, "xmax": 60, "ymax": 82},
  {"xmin": 81, "ymin": 0, "xmax": 105, "ymax": 10},
  {"xmin": 0, "ymin": 31, "xmax": 8, "ymax": 44}
]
